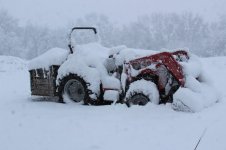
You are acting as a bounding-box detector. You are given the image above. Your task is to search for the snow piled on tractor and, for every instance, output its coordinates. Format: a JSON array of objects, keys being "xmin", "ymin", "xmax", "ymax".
[
  {"xmin": 109, "ymin": 45, "xmax": 158, "ymax": 66},
  {"xmin": 56, "ymin": 43, "xmax": 162, "ymax": 99},
  {"xmin": 29, "ymin": 42, "xmax": 219, "ymax": 112},
  {"xmin": 28, "ymin": 47, "xmax": 69, "ymax": 70}
]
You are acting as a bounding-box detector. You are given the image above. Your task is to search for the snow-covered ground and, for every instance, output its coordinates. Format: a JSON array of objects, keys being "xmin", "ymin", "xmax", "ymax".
[{"xmin": 0, "ymin": 55, "xmax": 226, "ymax": 150}]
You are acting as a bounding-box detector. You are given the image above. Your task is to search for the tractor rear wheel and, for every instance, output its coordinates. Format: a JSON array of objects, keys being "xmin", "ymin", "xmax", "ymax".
[{"xmin": 58, "ymin": 74, "xmax": 90, "ymax": 104}]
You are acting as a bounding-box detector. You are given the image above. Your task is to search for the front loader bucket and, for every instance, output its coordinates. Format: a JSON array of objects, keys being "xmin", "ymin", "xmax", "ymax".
[{"xmin": 171, "ymin": 54, "xmax": 219, "ymax": 112}]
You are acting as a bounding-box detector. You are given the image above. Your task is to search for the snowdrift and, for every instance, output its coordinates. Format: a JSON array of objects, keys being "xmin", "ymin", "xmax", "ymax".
[{"xmin": 0, "ymin": 55, "xmax": 27, "ymax": 72}]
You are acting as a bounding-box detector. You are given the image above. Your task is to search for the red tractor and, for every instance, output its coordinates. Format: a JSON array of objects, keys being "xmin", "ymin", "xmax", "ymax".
[{"xmin": 29, "ymin": 27, "xmax": 189, "ymax": 106}]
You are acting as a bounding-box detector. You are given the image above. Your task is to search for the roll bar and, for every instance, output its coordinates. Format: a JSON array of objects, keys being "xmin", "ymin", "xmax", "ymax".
[{"xmin": 68, "ymin": 27, "xmax": 97, "ymax": 53}]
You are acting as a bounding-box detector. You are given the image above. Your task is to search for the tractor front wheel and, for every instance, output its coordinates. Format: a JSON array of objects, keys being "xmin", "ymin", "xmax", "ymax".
[
  {"xmin": 126, "ymin": 93, "xmax": 149, "ymax": 107},
  {"xmin": 125, "ymin": 79, "xmax": 160, "ymax": 107}
]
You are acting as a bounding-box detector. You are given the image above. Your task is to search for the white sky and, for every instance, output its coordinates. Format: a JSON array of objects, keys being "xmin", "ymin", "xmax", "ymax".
[{"xmin": 0, "ymin": 0, "xmax": 226, "ymax": 28}]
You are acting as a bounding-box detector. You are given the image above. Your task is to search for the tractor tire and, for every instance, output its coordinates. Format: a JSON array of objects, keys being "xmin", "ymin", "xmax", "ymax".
[
  {"xmin": 126, "ymin": 93, "xmax": 150, "ymax": 107},
  {"xmin": 58, "ymin": 74, "xmax": 90, "ymax": 105},
  {"xmin": 125, "ymin": 79, "xmax": 160, "ymax": 107}
]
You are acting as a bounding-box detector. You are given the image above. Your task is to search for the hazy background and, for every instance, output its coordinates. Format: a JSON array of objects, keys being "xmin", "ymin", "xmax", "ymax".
[
  {"xmin": 1, "ymin": 0, "xmax": 226, "ymax": 27},
  {"xmin": 0, "ymin": 0, "xmax": 226, "ymax": 59}
]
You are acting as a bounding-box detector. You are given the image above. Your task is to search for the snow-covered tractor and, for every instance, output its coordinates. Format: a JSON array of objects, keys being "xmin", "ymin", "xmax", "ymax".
[{"xmin": 29, "ymin": 27, "xmax": 218, "ymax": 111}]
